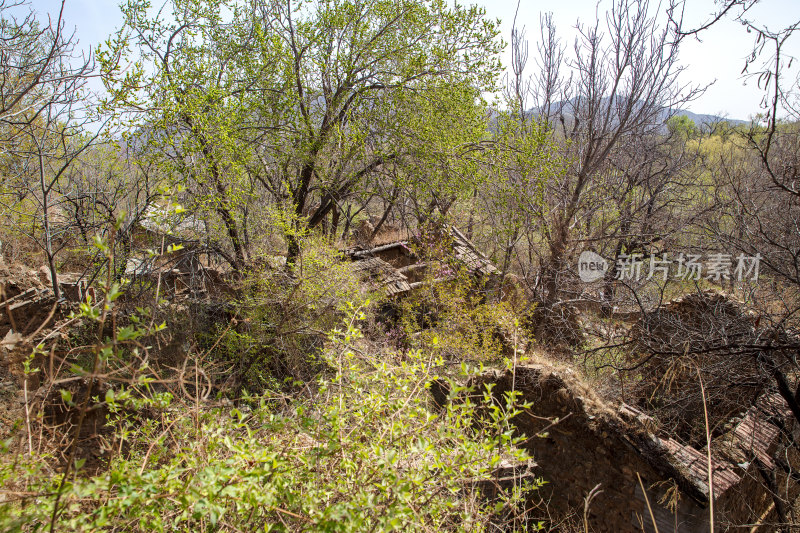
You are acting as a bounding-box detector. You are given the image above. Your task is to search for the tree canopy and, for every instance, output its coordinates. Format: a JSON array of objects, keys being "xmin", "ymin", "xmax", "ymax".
[{"xmin": 100, "ymin": 0, "xmax": 503, "ymax": 266}]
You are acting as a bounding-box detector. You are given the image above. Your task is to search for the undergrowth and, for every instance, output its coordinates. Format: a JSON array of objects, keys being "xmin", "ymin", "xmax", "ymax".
[{"xmin": 0, "ymin": 302, "xmax": 541, "ymax": 531}]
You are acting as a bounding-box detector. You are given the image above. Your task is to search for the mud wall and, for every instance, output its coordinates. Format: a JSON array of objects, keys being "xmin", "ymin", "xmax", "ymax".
[{"xmin": 474, "ymin": 365, "xmax": 714, "ymax": 532}]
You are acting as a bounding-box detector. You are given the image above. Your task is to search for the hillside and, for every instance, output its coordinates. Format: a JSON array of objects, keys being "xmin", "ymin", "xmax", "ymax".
[
  {"xmin": 517, "ymin": 99, "xmax": 749, "ymax": 130},
  {"xmin": 1, "ymin": 0, "xmax": 799, "ymax": 531}
]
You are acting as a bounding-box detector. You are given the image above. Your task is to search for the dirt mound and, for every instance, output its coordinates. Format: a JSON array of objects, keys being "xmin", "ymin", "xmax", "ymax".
[
  {"xmin": 630, "ymin": 290, "xmax": 756, "ymax": 350},
  {"xmin": 523, "ymin": 303, "xmax": 586, "ymax": 349},
  {"xmin": 468, "ymin": 364, "xmax": 657, "ymax": 531},
  {"xmin": 627, "ymin": 290, "xmax": 772, "ymax": 445},
  {"xmin": 0, "ymin": 263, "xmax": 45, "ymax": 299}
]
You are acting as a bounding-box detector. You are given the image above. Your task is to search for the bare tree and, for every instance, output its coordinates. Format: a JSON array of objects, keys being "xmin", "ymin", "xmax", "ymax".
[
  {"xmin": 18, "ymin": 107, "xmax": 104, "ymax": 298},
  {"xmin": 473, "ymin": 0, "xmax": 705, "ymax": 345},
  {"xmin": 668, "ymin": 0, "xmax": 800, "ymax": 425},
  {"xmin": 533, "ymin": 0, "xmax": 703, "ymax": 308},
  {"xmin": 584, "ymin": 4, "xmax": 800, "ymax": 525},
  {"xmin": 0, "ymin": 0, "xmax": 100, "ymax": 297}
]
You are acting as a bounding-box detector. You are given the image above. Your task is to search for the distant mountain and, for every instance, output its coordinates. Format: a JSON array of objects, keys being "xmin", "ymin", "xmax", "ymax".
[
  {"xmin": 497, "ymin": 97, "xmax": 751, "ymax": 131},
  {"xmin": 668, "ymin": 109, "xmax": 748, "ymax": 127}
]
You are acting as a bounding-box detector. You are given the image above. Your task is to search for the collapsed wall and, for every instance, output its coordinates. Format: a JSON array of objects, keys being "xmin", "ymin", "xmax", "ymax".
[{"xmin": 467, "ymin": 363, "xmax": 781, "ymax": 532}]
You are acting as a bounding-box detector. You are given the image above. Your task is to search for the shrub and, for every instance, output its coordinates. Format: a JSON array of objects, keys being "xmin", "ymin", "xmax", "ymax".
[
  {"xmin": 1, "ymin": 306, "xmax": 540, "ymax": 531},
  {"xmin": 205, "ymin": 234, "xmax": 366, "ymax": 393}
]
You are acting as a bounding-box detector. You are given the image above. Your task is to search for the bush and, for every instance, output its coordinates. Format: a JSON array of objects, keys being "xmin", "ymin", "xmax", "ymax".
[
  {"xmin": 205, "ymin": 234, "xmax": 366, "ymax": 393},
  {"xmin": 393, "ymin": 229, "xmax": 522, "ymax": 363},
  {"xmin": 0, "ymin": 307, "xmax": 540, "ymax": 532}
]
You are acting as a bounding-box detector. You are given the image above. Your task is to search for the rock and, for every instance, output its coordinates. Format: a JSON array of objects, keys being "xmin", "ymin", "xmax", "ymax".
[
  {"xmin": 265, "ymin": 256, "xmax": 287, "ymax": 269},
  {"xmin": 37, "ymin": 266, "xmax": 51, "ymax": 285},
  {"xmin": 0, "ymin": 330, "xmax": 22, "ymax": 351}
]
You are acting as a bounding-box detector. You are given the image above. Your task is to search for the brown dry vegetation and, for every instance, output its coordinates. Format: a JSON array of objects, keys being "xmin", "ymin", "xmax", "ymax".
[{"xmin": 1, "ymin": 0, "xmax": 800, "ymax": 531}]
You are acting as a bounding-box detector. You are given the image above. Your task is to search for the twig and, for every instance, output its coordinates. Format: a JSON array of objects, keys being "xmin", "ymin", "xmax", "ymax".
[
  {"xmin": 696, "ymin": 365, "xmax": 715, "ymax": 530},
  {"xmin": 583, "ymin": 483, "xmax": 603, "ymax": 532},
  {"xmin": 637, "ymin": 472, "xmax": 659, "ymax": 533}
]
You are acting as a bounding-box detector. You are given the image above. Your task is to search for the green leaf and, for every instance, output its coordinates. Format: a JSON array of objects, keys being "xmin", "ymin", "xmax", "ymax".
[{"xmin": 60, "ymin": 389, "xmax": 73, "ymax": 405}]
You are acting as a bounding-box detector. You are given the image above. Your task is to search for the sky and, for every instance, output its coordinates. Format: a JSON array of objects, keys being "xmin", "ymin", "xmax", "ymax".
[
  {"xmin": 26, "ymin": 0, "xmax": 800, "ymax": 120},
  {"xmin": 470, "ymin": 0, "xmax": 800, "ymax": 120}
]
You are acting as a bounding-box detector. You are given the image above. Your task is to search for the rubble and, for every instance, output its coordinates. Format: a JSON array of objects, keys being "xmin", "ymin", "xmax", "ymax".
[
  {"xmin": 627, "ymin": 290, "xmax": 778, "ymax": 445},
  {"xmin": 343, "ymin": 225, "xmax": 498, "ymax": 297},
  {"xmin": 349, "ymin": 256, "xmax": 411, "ymax": 297},
  {"xmin": 457, "ymin": 362, "xmax": 796, "ymax": 532}
]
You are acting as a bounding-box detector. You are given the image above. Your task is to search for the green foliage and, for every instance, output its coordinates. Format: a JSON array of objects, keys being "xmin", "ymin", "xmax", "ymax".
[
  {"xmin": 400, "ymin": 278, "xmax": 519, "ymax": 363},
  {"xmin": 99, "ymin": 0, "xmax": 503, "ymax": 261},
  {"xmin": 467, "ymin": 112, "xmax": 566, "ymax": 279},
  {"xmin": 389, "ymin": 81, "xmax": 494, "ymax": 214},
  {"xmin": 207, "ymin": 233, "xmax": 366, "ymax": 391},
  {"xmin": 666, "ymin": 114, "xmax": 697, "ymax": 139},
  {"xmin": 393, "ymin": 230, "xmax": 522, "ymax": 363},
  {"xmin": 487, "ymin": 114, "xmax": 564, "ymax": 207},
  {"xmin": 1, "ymin": 308, "xmax": 539, "ymax": 532}
]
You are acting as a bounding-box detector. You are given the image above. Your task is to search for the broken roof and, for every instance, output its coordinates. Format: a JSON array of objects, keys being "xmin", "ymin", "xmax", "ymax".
[
  {"xmin": 344, "ymin": 225, "xmax": 498, "ymax": 296},
  {"xmin": 349, "ymin": 256, "xmax": 411, "ymax": 297},
  {"xmin": 660, "ymin": 437, "xmax": 741, "ymax": 497},
  {"xmin": 622, "ymin": 393, "xmax": 793, "ymax": 505},
  {"xmin": 728, "ymin": 393, "xmax": 788, "ymax": 470},
  {"xmin": 447, "ymin": 226, "xmax": 497, "ymax": 277}
]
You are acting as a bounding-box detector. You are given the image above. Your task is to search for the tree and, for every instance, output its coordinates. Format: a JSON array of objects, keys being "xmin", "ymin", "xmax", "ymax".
[
  {"xmin": 0, "ymin": 1, "xmax": 86, "ymax": 146},
  {"xmin": 527, "ymin": 0, "xmax": 703, "ymax": 307},
  {"xmin": 595, "ymin": 3, "xmax": 800, "ymax": 525},
  {"xmin": 0, "ymin": 0, "xmax": 99, "ymax": 298},
  {"xmin": 666, "ymin": 114, "xmax": 697, "ymax": 138},
  {"xmin": 477, "ymin": 10, "xmax": 565, "ymax": 300},
  {"xmin": 7, "ymin": 106, "xmax": 104, "ymax": 299},
  {"xmin": 101, "ymin": 0, "xmax": 503, "ymax": 267},
  {"xmin": 675, "ymin": 0, "xmax": 800, "ymax": 432}
]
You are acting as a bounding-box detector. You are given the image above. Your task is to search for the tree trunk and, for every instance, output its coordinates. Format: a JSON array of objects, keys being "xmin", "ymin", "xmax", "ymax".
[
  {"xmin": 286, "ymin": 233, "xmax": 300, "ymax": 267},
  {"xmin": 543, "ymin": 216, "xmax": 569, "ymax": 307},
  {"xmin": 39, "ymin": 151, "xmax": 60, "ymax": 300},
  {"xmin": 330, "ymin": 205, "xmax": 340, "ymax": 244},
  {"xmin": 370, "ymin": 196, "xmax": 396, "ymax": 241},
  {"xmin": 341, "ymin": 205, "xmax": 353, "ymax": 241},
  {"xmin": 184, "ymin": 113, "xmax": 247, "ymax": 272},
  {"xmin": 496, "ymin": 226, "xmax": 520, "ymax": 302},
  {"xmin": 466, "ymin": 187, "xmax": 478, "ymax": 240}
]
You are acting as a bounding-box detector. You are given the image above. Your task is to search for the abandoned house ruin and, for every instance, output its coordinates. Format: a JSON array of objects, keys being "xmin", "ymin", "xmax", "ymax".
[
  {"xmin": 342, "ymin": 225, "xmax": 498, "ymax": 298},
  {"xmin": 468, "ymin": 363, "xmax": 797, "ymax": 532}
]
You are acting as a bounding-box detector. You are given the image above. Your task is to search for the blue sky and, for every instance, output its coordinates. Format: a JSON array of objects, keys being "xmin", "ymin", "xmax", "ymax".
[{"xmin": 28, "ymin": 0, "xmax": 800, "ymax": 120}]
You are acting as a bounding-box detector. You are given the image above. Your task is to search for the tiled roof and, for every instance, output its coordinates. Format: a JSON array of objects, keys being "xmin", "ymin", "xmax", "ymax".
[
  {"xmin": 448, "ymin": 226, "xmax": 498, "ymax": 276},
  {"xmin": 732, "ymin": 394, "xmax": 787, "ymax": 469},
  {"xmin": 349, "ymin": 256, "xmax": 411, "ymax": 296},
  {"xmin": 345, "ymin": 225, "xmax": 499, "ymax": 296},
  {"xmin": 661, "ymin": 437, "xmax": 741, "ymax": 496},
  {"xmin": 622, "ymin": 392, "xmax": 793, "ymax": 504}
]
